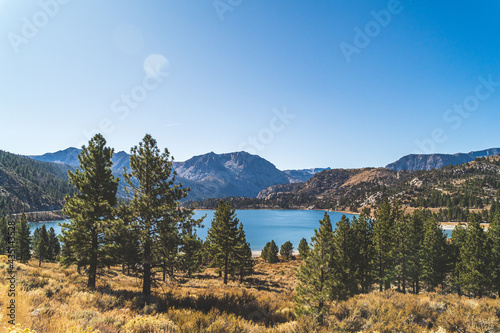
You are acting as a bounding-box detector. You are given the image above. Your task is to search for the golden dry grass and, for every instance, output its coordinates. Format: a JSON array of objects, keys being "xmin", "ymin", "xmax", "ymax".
[{"xmin": 0, "ymin": 256, "xmax": 499, "ymax": 332}]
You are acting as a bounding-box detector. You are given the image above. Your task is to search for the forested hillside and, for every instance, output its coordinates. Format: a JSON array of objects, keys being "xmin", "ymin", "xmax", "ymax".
[{"xmin": 0, "ymin": 150, "xmax": 74, "ymax": 214}]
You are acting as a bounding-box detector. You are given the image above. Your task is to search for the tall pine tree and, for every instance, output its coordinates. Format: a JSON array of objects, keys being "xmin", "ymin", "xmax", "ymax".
[
  {"xmin": 205, "ymin": 200, "xmax": 244, "ymax": 284},
  {"xmin": 332, "ymin": 215, "xmax": 357, "ymax": 299},
  {"xmin": 373, "ymin": 199, "xmax": 396, "ymax": 291},
  {"xmin": 351, "ymin": 214, "xmax": 375, "ymax": 294},
  {"xmin": 33, "ymin": 225, "xmax": 49, "ymax": 267},
  {"xmin": 14, "ymin": 213, "xmax": 31, "ymax": 263},
  {"xmin": 488, "ymin": 212, "xmax": 500, "ymax": 295},
  {"xmin": 60, "ymin": 134, "xmax": 119, "ymax": 289},
  {"xmin": 295, "ymin": 212, "xmax": 335, "ymax": 325},
  {"xmin": 123, "ymin": 134, "xmax": 201, "ymax": 296},
  {"xmin": 420, "ymin": 217, "xmax": 448, "ymax": 291},
  {"xmin": 458, "ymin": 214, "xmax": 491, "ymax": 297}
]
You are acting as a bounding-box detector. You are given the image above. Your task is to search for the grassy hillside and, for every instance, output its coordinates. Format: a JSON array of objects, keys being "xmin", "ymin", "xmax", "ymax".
[
  {"xmin": 0, "ymin": 151, "xmax": 74, "ymax": 214},
  {"xmin": 1, "ymin": 256, "xmax": 499, "ymax": 332}
]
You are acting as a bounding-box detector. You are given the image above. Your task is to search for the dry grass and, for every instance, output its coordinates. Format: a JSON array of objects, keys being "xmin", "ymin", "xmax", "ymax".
[{"xmin": 0, "ymin": 256, "xmax": 499, "ymax": 332}]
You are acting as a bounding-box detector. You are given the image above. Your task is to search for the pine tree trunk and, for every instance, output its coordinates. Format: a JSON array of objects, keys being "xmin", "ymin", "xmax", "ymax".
[
  {"xmin": 143, "ymin": 239, "xmax": 152, "ymax": 297},
  {"xmin": 88, "ymin": 229, "xmax": 98, "ymax": 289},
  {"xmin": 240, "ymin": 267, "xmax": 244, "ymax": 283},
  {"xmin": 224, "ymin": 256, "xmax": 228, "ymax": 284}
]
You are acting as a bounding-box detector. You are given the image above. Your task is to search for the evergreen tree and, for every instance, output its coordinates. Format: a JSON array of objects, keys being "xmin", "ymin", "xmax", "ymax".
[
  {"xmin": 488, "ymin": 212, "xmax": 500, "ymax": 295},
  {"xmin": 235, "ymin": 223, "xmax": 253, "ymax": 282},
  {"xmin": 47, "ymin": 227, "xmax": 60, "ymax": 261},
  {"xmin": 449, "ymin": 223, "xmax": 467, "ymax": 295},
  {"xmin": 123, "ymin": 134, "xmax": 201, "ymax": 296},
  {"xmin": 262, "ymin": 240, "xmax": 279, "ymax": 263},
  {"xmin": 112, "ymin": 207, "xmax": 141, "ymax": 276},
  {"xmin": 180, "ymin": 226, "xmax": 203, "ymax": 277},
  {"xmin": 237, "ymin": 241, "xmax": 254, "ymax": 283},
  {"xmin": 33, "ymin": 225, "xmax": 49, "ymax": 266},
  {"xmin": 280, "ymin": 241, "xmax": 293, "ymax": 260},
  {"xmin": 458, "ymin": 214, "xmax": 491, "ymax": 297},
  {"xmin": 420, "ymin": 217, "xmax": 448, "ymax": 291},
  {"xmin": 332, "ymin": 215, "xmax": 357, "ymax": 299},
  {"xmin": 261, "ymin": 242, "xmax": 270, "ymax": 262},
  {"xmin": 295, "ymin": 212, "xmax": 335, "ymax": 325},
  {"xmin": 373, "ymin": 199, "xmax": 396, "ymax": 291},
  {"xmin": 14, "ymin": 213, "xmax": 31, "ymax": 263},
  {"xmin": 406, "ymin": 210, "xmax": 426, "ymax": 294},
  {"xmin": 60, "ymin": 134, "xmax": 119, "ymax": 289},
  {"xmin": 352, "ymin": 214, "xmax": 375, "ymax": 294},
  {"xmin": 298, "ymin": 237, "xmax": 310, "ymax": 260},
  {"xmin": 205, "ymin": 200, "xmax": 243, "ymax": 284}
]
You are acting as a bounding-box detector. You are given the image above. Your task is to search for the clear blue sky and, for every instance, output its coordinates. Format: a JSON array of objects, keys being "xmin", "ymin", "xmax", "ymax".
[{"xmin": 1, "ymin": 0, "xmax": 500, "ymax": 170}]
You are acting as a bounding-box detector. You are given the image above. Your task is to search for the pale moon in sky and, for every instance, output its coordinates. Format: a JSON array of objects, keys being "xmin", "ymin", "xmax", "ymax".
[{"xmin": 144, "ymin": 54, "xmax": 169, "ymax": 79}]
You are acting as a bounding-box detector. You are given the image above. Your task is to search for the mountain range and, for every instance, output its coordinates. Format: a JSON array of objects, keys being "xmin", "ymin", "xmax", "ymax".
[
  {"xmin": 29, "ymin": 148, "xmax": 329, "ymax": 202},
  {"xmin": 385, "ymin": 148, "xmax": 500, "ymax": 171},
  {"xmin": 2, "ymin": 146, "xmax": 500, "ymax": 214}
]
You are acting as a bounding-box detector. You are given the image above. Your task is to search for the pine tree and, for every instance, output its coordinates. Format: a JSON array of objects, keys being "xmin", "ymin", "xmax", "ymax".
[
  {"xmin": 298, "ymin": 237, "xmax": 310, "ymax": 260},
  {"xmin": 180, "ymin": 226, "xmax": 203, "ymax": 277},
  {"xmin": 351, "ymin": 214, "xmax": 375, "ymax": 294},
  {"xmin": 373, "ymin": 199, "xmax": 396, "ymax": 291},
  {"xmin": 14, "ymin": 213, "xmax": 31, "ymax": 263},
  {"xmin": 332, "ymin": 215, "xmax": 357, "ymax": 299},
  {"xmin": 60, "ymin": 134, "xmax": 119, "ymax": 289},
  {"xmin": 47, "ymin": 227, "xmax": 60, "ymax": 261},
  {"xmin": 488, "ymin": 212, "xmax": 500, "ymax": 295},
  {"xmin": 237, "ymin": 241, "xmax": 253, "ymax": 283},
  {"xmin": 420, "ymin": 217, "xmax": 448, "ymax": 291},
  {"xmin": 261, "ymin": 242, "xmax": 270, "ymax": 262},
  {"xmin": 458, "ymin": 214, "xmax": 491, "ymax": 297},
  {"xmin": 205, "ymin": 200, "xmax": 243, "ymax": 284},
  {"xmin": 280, "ymin": 241, "xmax": 293, "ymax": 260},
  {"xmin": 235, "ymin": 223, "xmax": 253, "ymax": 282},
  {"xmin": 263, "ymin": 240, "xmax": 279, "ymax": 263},
  {"xmin": 33, "ymin": 225, "xmax": 49, "ymax": 266},
  {"xmin": 406, "ymin": 209, "xmax": 426, "ymax": 294},
  {"xmin": 123, "ymin": 134, "xmax": 201, "ymax": 296},
  {"xmin": 114, "ymin": 206, "xmax": 141, "ymax": 276},
  {"xmin": 295, "ymin": 212, "xmax": 335, "ymax": 325},
  {"xmin": 450, "ymin": 223, "xmax": 467, "ymax": 295}
]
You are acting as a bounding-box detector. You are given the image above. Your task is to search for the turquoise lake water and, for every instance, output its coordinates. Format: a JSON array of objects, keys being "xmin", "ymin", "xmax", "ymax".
[{"xmin": 28, "ymin": 210, "xmax": 453, "ymax": 251}]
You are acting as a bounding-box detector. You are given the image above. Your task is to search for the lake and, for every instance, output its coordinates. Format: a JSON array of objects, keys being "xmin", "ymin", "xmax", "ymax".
[{"xmin": 28, "ymin": 210, "xmax": 453, "ymax": 251}]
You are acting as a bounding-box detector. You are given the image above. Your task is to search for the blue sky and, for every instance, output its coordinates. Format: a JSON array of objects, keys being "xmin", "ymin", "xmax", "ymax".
[{"xmin": 1, "ymin": 0, "xmax": 500, "ymax": 170}]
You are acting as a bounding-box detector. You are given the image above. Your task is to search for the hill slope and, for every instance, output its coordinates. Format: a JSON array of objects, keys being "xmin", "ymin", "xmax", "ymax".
[
  {"xmin": 213, "ymin": 154, "xmax": 500, "ymax": 221},
  {"xmin": 0, "ymin": 150, "xmax": 74, "ymax": 214}
]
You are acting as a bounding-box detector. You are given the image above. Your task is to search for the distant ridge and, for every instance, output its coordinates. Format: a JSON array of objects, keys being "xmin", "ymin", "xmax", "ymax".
[
  {"xmin": 385, "ymin": 148, "xmax": 500, "ymax": 171},
  {"xmin": 29, "ymin": 148, "xmax": 325, "ymax": 201}
]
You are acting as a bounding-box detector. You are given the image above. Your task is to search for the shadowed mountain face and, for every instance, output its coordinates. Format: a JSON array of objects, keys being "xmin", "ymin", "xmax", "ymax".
[
  {"xmin": 30, "ymin": 147, "xmax": 130, "ymax": 174},
  {"xmin": 386, "ymin": 148, "xmax": 500, "ymax": 171},
  {"xmin": 0, "ymin": 150, "xmax": 75, "ymax": 213},
  {"xmin": 29, "ymin": 149, "xmax": 323, "ymax": 201}
]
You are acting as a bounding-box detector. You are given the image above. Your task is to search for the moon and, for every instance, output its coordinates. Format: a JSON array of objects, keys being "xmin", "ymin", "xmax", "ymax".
[{"xmin": 144, "ymin": 54, "xmax": 169, "ymax": 79}]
